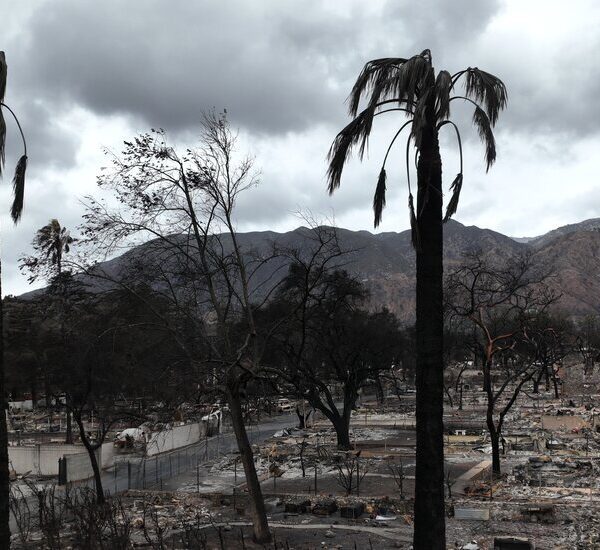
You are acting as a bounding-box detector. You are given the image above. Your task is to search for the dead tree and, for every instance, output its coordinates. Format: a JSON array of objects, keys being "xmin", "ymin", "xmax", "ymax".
[
  {"xmin": 446, "ymin": 251, "xmax": 560, "ymax": 476},
  {"xmin": 445, "ymin": 468, "xmax": 457, "ymax": 499},
  {"xmin": 81, "ymin": 115, "xmax": 352, "ymax": 542},
  {"xmin": 335, "ymin": 452, "xmax": 368, "ymax": 495},
  {"xmin": 266, "ymin": 266, "xmax": 403, "ymax": 449},
  {"xmin": 388, "ymin": 459, "xmax": 406, "ymax": 498},
  {"xmin": 81, "ymin": 113, "xmax": 277, "ymax": 542}
]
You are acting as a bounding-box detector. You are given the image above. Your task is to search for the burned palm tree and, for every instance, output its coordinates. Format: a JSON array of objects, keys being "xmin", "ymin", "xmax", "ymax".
[
  {"xmin": 20, "ymin": 219, "xmax": 75, "ymax": 443},
  {"xmin": 21, "ymin": 219, "xmax": 75, "ymax": 282},
  {"xmin": 0, "ymin": 50, "xmax": 28, "ymax": 548},
  {"xmin": 327, "ymin": 50, "xmax": 506, "ymax": 549}
]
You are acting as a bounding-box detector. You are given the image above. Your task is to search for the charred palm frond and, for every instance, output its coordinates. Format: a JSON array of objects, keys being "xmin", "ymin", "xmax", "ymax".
[
  {"xmin": 409, "ymin": 193, "xmax": 421, "ymax": 251},
  {"xmin": 411, "ymin": 87, "xmax": 433, "ymax": 147},
  {"xmin": 443, "ymin": 173, "xmax": 463, "ymax": 223},
  {"xmin": 0, "ymin": 101, "xmax": 28, "ymax": 221},
  {"xmin": 1, "ymin": 52, "xmax": 28, "ymax": 222},
  {"xmin": 373, "ymin": 119, "xmax": 413, "ymax": 227},
  {"xmin": 327, "ymin": 105, "xmax": 377, "ymax": 193},
  {"xmin": 0, "ymin": 51, "xmax": 6, "ymax": 174},
  {"xmin": 464, "ymin": 68, "xmax": 507, "ymax": 126},
  {"xmin": 0, "ymin": 52, "xmax": 6, "ymax": 102},
  {"xmin": 10, "ymin": 154, "xmax": 26, "ymax": 222},
  {"xmin": 328, "ymin": 49, "xmax": 505, "ymax": 241},
  {"xmin": 472, "ymin": 106, "xmax": 496, "ymax": 171},
  {"xmin": 438, "ymin": 119, "xmax": 464, "ymax": 221},
  {"xmin": 0, "ymin": 111, "xmax": 5, "ymax": 174},
  {"xmin": 349, "ymin": 53, "xmax": 432, "ymax": 117},
  {"xmin": 348, "ymin": 58, "xmax": 408, "ymax": 116},
  {"xmin": 373, "ymin": 167, "xmax": 387, "ymax": 227},
  {"xmin": 434, "ymin": 70, "xmax": 453, "ymax": 122}
]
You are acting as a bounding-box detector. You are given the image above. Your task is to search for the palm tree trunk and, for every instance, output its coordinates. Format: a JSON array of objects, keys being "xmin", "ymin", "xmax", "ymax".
[
  {"xmin": 0, "ymin": 241, "xmax": 11, "ymax": 549},
  {"xmin": 227, "ymin": 387, "xmax": 271, "ymax": 543},
  {"xmin": 413, "ymin": 121, "xmax": 446, "ymax": 549}
]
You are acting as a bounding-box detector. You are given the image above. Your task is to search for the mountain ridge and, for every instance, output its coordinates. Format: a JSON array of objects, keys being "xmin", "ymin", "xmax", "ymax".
[{"xmin": 16, "ymin": 218, "xmax": 600, "ymax": 323}]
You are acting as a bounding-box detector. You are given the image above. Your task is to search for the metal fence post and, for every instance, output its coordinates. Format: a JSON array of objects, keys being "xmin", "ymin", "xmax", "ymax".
[{"xmin": 127, "ymin": 461, "xmax": 131, "ymax": 490}]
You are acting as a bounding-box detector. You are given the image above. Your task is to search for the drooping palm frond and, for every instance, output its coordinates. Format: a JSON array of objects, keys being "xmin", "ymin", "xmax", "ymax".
[
  {"xmin": 411, "ymin": 87, "xmax": 433, "ymax": 147},
  {"xmin": 409, "ymin": 193, "xmax": 421, "ymax": 251},
  {"xmin": 443, "ymin": 173, "xmax": 463, "ymax": 223},
  {"xmin": 464, "ymin": 68, "xmax": 507, "ymax": 126},
  {"xmin": 10, "ymin": 154, "xmax": 26, "ymax": 222},
  {"xmin": 373, "ymin": 167, "xmax": 387, "ymax": 228},
  {"xmin": 0, "ymin": 111, "xmax": 5, "ymax": 175},
  {"xmin": 0, "ymin": 52, "xmax": 6, "ymax": 175},
  {"xmin": 349, "ymin": 53, "xmax": 433, "ymax": 118},
  {"xmin": 0, "ymin": 52, "xmax": 6, "ymax": 101},
  {"xmin": 472, "ymin": 106, "xmax": 496, "ymax": 171},
  {"xmin": 434, "ymin": 70, "xmax": 453, "ymax": 122},
  {"xmin": 348, "ymin": 58, "xmax": 407, "ymax": 116},
  {"xmin": 327, "ymin": 105, "xmax": 377, "ymax": 193}
]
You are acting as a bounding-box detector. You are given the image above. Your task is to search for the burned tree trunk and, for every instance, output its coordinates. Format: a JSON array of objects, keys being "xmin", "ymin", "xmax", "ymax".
[
  {"xmin": 227, "ymin": 387, "xmax": 271, "ymax": 544},
  {"xmin": 413, "ymin": 107, "xmax": 446, "ymax": 549},
  {"xmin": 332, "ymin": 415, "xmax": 352, "ymax": 450},
  {"xmin": 75, "ymin": 414, "xmax": 105, "ymax": 504}
]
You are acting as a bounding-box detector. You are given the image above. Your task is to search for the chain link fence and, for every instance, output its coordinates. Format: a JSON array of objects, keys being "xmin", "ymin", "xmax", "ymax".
[{"xmin": 98, "ymin": 422, "xmax": 268, "ymax": 495}]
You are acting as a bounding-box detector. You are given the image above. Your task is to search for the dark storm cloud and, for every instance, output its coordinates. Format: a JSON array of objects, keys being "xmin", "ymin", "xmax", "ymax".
[
  {"xmin": 7, "ymin": 0, "xmax": 600, "ymax": 149},
  {"xmin": 12, "ymin": 0, "xmax": 505, "ymax": 136},
  {"xmin": 3, "ymin": 0, "xmax": 600, "ymax": 297},
  {"xmin": 2, "ymin": 101, "xmax": 79, "ymax": 172},
  {"xmin": 384, "ymin": 0, "xmax": 502, "ymax": 53},
  {"xmin": 14, "ymin": 1, "xmax": 350, "ymax": 134}
]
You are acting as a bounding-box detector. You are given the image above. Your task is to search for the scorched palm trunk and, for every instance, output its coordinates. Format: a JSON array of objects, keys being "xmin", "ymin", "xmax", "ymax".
[{"xmin": 413, "ymin": 117, "xmax": 446, "ymax": 549}]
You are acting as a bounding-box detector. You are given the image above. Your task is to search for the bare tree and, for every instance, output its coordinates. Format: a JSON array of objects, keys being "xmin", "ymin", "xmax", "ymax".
[
  {"xmin": 335, "ymin": 452, "xmax": 368, "ymax": 495},
  {"xmin": 82, "ymin": 112, "xmax": 279, "ymax": 542},
  {"xmin": 445, "ymin": 468, "xmax": 457, "ymax": 499},
  {"xmin": 265, "ymin": 267, "xmax": 403, "ymax": 449},
  {"xmin": 388, "ymin": 459, "xmax": 406, "ymax": 498},
  {"xmin": 446, "ymin": 251, "xmax": 559, "ymax": 475}
]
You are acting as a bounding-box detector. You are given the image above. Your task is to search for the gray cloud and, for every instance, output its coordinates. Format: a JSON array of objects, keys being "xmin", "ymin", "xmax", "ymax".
[{"xmin": 2, "ymin": 0, "xmax": 600, "ymax": 296}]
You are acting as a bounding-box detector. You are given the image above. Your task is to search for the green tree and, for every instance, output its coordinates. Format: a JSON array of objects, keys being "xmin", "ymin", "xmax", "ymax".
[
  {"xmin": 0, "ymin": 50, "xmax": 28, "ymax": 548},
  {"xmin": 327, "ymin": 50, "xmax": 506, "ymax": 548}
]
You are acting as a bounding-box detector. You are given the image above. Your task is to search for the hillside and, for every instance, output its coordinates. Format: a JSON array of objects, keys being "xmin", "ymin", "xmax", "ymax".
[{"xmin": 18, "ymin": 219, "xmax": 600, "ymax": 323}]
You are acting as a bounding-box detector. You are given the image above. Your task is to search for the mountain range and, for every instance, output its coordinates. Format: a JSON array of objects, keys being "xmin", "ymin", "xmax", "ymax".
[{"xmin": 20, "ymin": 218, "xmax": 600, "ymax": 323}]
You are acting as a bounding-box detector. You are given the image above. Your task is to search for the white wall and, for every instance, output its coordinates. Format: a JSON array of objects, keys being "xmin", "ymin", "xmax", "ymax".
[
  {"xmin": 9, "ymin": 400, "xmax": 33, "ymax": 411},
  {"xmin": 100, "ymin": 441, "xmax": 115, "ymax": 469},
  {"xmin": 10, "ymin": 422, "xmax": 207, "ymax": 479},
  {"xmin": 9, "ymin": 444, "xmax": 83, "ymax": 476},
  {"xmin": 146, "ymin": 423, "xmax": 201, "ymax": 456},
  {"xmin": 65, "ymin": 449, "xmax": 102, "ymax": 482}
]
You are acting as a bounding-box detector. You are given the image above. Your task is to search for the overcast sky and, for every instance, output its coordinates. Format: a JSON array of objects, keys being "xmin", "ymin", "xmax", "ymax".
[{"xmin": 1, "ymin": 0, "xmax": 599, "ymax": 296}]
